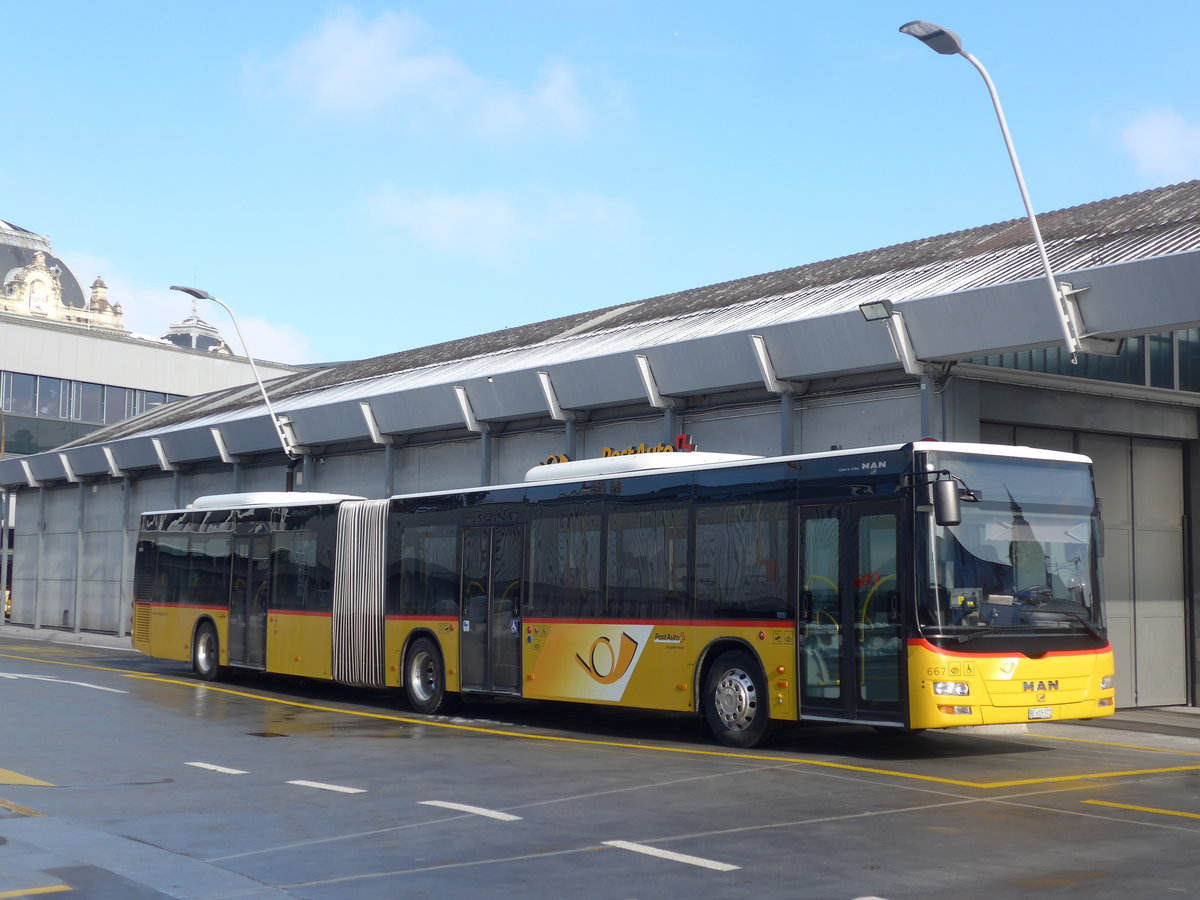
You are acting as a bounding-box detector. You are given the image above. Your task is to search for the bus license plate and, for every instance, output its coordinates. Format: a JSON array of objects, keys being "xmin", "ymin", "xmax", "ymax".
[{"xmin": 1028, "ymin": 707, "xmax": 1053, "ymax": 720}]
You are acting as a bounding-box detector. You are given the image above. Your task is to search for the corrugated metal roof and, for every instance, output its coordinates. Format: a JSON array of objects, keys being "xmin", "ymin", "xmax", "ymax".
[{"xmin": 66, "ymin": 181, "xmax": 1200, "ymax": 445}]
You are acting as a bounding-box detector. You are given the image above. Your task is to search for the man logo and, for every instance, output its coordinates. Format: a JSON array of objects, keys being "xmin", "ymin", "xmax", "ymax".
[
  {"xmin": 1022, "ymin": 680, "xmax": 1059, "ymax": 692},
  {"xmin": 576, "ymin": 632, "xmax": 640, "ymax": 685}
]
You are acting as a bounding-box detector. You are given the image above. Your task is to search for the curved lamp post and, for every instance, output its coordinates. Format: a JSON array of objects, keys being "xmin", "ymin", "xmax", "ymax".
[
  {"xmin": 169, "ymin": 285, "xmax": 297, "ymax": 459},
  {"xmin": 899, "ymin": 21, "xmax": 1117, "ymax": 360}
]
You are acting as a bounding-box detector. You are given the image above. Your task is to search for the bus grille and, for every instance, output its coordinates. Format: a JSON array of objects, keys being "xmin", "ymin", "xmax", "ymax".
[{"xmin": 133, "ymin": 603, "xmax": 151, "ymax": 645}]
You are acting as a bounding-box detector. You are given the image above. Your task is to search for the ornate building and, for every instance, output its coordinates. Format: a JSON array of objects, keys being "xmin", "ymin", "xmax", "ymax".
[{"xmin": 1, "ymin": 222, "xmax": 124, "ymax": 331}]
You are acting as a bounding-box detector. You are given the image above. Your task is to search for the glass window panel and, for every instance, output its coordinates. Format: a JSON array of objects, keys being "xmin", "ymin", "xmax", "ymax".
[
  {"xmin": 529, "ymin": 507, "xmax": 602, "ymax": 618},
  {"xmin": 37, "ymin": 377, "xmax": 66, "ymax": 418},
  {"xmin": 801, "ymin": 515, "xmax": 841, "ymax": 703},
  {"xmin": 104, "ymin": 386, "xmax": 128, "ymax": 424},
  {"xmin": 1181, "ymin": 329, "xmax": 1200, "ymax": 393},
  {"xmin": 77, "ymin": 382, "xmax": 104, "ymax": 423},
  {"xmin": 1150, "ymin": 333, "xmax": 1175, "ymax": 389},
  {"xmin": 6, "ymin": 372, "xmax": 36, "ymax": 415},
  {"xmin": 393, "ymin": 524, "xmax": 459, "ymax": 616},
  {"xmin": 695, "ymin": 501, "xmax": 788, "ymax": 619},
  {"xmin": 605, "ymin": 503, "xmax": 689, "ymax": 619}
]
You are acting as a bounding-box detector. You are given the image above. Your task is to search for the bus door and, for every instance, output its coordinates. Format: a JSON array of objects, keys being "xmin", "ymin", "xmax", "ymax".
[
  {"xmin": 459, "ymin": 524, "xmax": 523, "ymax": 694},
  {"xmin": 797, "ymin": 502, "xmax": 904, "ymax": 724},
  {"xmin": 228, "ymin": 535, "xmax": 270, "ymax": 669}
]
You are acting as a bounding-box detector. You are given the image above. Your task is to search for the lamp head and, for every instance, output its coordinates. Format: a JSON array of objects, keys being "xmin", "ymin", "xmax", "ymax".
[
  {"xmin": 169, "ymin": 285, "xmax": 212, "ymax": 301},
  {"xmin": 859, "ymin": 298, "xmax": 896, "ymax": 322},
  {"xmin": 899, "ymin": 20, "xmax": 964, "ymax": 56}
]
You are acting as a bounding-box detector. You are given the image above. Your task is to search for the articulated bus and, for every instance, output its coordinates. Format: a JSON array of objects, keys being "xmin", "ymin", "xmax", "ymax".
[{"xmin": 131, "ymin": 441, "xmax": 1115, "ymax": 747}]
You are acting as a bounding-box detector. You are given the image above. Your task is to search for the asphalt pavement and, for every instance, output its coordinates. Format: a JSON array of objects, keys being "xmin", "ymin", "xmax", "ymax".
[{"xmin": 2, "ymin": 620, "xmax": 1197, "ymax": 740}]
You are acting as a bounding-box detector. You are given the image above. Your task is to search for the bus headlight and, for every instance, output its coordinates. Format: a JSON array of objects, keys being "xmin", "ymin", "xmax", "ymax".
[
  {"xmin": 933, "ymin": 682, "xmax": 970, "ymax": 696},
  {"xmin": 1100, "ymin": 675, "xmax": 1114, "ymax": 690}
]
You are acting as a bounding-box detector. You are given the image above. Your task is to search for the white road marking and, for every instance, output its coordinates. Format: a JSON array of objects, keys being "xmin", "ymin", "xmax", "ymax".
[
  {"xmin": 419, "ymin": 800, "xmax": 522, "ymax": 821},
  {"xmin": 287, "ymin": 780, "xmax": 366, "ymax": 794},
  {"xmin": 186, "ymin": 762, "xmax": 249, "ymax": 775},
  {"xmin": 0, "ymin": 672, "xmax": 127, "ymax": 693},
  {"xmin": 602, "ymin": 840, "xmax": 740, "ymax": 872}
]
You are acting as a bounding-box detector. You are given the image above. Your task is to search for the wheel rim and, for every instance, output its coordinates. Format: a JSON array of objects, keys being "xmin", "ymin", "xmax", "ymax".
[
  {"xmin": 409, "ymin": 650, "xmax": 437, "ymax": 703},
  {"xmin": 712, "ymin": 667, "xmax": 758, "ymax": 732},
  {"xmin": 196, "ymin": 630, "xmax": 216, "ymax": 674}
]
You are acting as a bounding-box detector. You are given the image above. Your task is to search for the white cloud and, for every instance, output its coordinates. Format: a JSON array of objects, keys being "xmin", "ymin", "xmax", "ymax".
[
  {"xmin": 367, "ymin": 186, "xmax": 635, "ymax": 265},
  {"xmin": 53, "ymin": 250, "xmax": 316, "ymax": 364},
  {"xmin": 251, "ymin": 7, "xmax": 591, "ymax": 139},
  {"xmin": 1120, "ymin": 109, "xmax": 1200, "ymax": 183}
]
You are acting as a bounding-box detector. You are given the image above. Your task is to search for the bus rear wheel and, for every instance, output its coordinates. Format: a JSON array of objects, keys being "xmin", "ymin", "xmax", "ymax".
[
  {"xmin": 405, "ymin": 637, "xmax": 449, "ymax": 715},
  {"xmin": 192, "ymin": 622, "xmax": 224, "ymax": 682},
  {"xmin": 703, "ymin": 650, "xmax": 771, "ymax": 748}
]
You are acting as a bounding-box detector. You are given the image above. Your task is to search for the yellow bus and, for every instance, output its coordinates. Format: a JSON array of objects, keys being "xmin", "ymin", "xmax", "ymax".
[{"xmin": 131, "ymin": 441, "xmax": 1115, "ymax": 747}]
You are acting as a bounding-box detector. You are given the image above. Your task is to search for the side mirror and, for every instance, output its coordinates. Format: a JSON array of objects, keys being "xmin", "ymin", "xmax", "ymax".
[{"xmin": 933, "ymin": 478, "xmax": 961, "ymax": 526}]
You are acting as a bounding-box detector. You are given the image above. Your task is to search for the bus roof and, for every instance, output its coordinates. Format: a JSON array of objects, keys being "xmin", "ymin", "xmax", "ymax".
[
  {"xmin": 141, "ymin": 443, "xmax": 1093, "ymax": 515},
  {"xmin": 142, "ymin": 492, "xmax": 367, "ymax": 515}
]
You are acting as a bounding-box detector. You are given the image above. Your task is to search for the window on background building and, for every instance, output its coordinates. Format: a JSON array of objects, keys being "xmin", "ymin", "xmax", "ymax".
[
  {"xmin": 1180, "ymin": 329, "xmax": 1200, "ymax": 393},
  {"xmin": 76, "ymin": 382, "xmax": 105, "ymax": 423},
  {"xmin": 104, "ymin": 386, "xmax": 128, "ymax": 424},
  {"xmin": 36, "ymin": 377, "xmax": 68, "ymax": 418},
  {"xmin": 1149, "ymin": 333, "xmax": 1175, "ymax": 389},
  {"xmin": 2, "ymin": 372, "xmax": 36, "ymax": 416}
]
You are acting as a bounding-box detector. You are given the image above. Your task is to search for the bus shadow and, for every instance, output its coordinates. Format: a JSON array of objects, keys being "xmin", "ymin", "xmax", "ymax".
[{"xmin": 165, "ymin": 665, "xmax": 1056, "ymax": 762}]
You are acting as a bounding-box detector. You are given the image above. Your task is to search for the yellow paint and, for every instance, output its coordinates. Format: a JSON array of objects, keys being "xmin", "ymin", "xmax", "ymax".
[
  {"xmin": 385, "ymin": 619, "xmax": 462, "ymax": 692},
  {"xmin": 907, "ymin": 641, "xmax": 1115, "ymax": 729},
  {"xmin": 0, "ymin": 886, "xmax": 72, "ymax": 898},
  {"xmin": 0, "ymin": 767, "xmax": 54, "ymax": 787},
  {"xmin": 521, "ymin": 620, "xmax": 797, "ymax": 720},
  {"xmin": 131, "ymin": 602, "xmax": 226, "ymax": 665},
  {"xmin": 266, "ymin": 613, "xmax": 332, "ymax": 680},
  {"xmin": 1083, "ymin": 799, "xmax": 1200, "ymax": 820},
  {"xmin": 0, "ymin": 796, "xmax": 46, "ymax": 816}
]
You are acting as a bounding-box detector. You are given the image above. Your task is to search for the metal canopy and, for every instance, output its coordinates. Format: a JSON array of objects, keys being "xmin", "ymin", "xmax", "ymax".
[{"xmin": 2, "ymin": 246, "xmax": 1200, "ymax": 489}]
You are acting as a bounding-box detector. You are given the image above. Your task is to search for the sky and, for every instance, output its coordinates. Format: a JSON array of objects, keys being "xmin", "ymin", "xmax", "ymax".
[{"xmin": 4, "ymin": 1, "xmax": 1200, "ymax": 365}]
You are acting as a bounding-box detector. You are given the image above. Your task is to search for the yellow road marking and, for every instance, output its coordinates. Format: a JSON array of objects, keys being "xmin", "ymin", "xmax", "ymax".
[
  {"xmin": 1083, "ymin": 799, "xmax": 1200, "ymax": 820},
  {"xmin": 4, "ymin": 650, "xmax": 1200, "ymax": 791},
  {"xmin": 0, "ymin": 768, "xmax": 54, "ymax": 787},
  {"xmin": 0, "ymin": 796, "xmax": 45, "ymax": 817},
  {"xmin": 1036, "ymin": 732, "xmax": 1200, "ymax": 757},
  {"xmin": 0, "ymin": 886, "xmax": 71, "ymax": 898}
]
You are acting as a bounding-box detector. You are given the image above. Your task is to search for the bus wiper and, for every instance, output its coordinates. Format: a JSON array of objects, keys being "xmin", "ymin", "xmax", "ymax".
[
  {"xmin": 956, "ymin": 626, "xmax": 1002, "ymax": 644},
  {"xmin": 1027, "ymin": 605, "xmax": 1106, "ymax": 639}
]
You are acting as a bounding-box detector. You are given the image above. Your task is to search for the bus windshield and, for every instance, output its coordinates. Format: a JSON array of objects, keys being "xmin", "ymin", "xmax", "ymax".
[{"xmin": 917, "ymin": 452, "xmax": 1102, "ymax": 640}]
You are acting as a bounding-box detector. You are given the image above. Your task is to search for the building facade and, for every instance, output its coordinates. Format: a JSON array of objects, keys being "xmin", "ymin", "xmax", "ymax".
[
  {"xmin": 0, "ymin": 219, "xmax": 303, "ymax": 609},
  {"xmin": 2, "ymin": 184, "xmax": 1199, "ymax": 711}
]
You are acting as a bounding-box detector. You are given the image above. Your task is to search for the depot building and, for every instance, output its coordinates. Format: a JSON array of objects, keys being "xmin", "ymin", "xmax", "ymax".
[{"xmin": 3, "ymin": 181, "xmax": 1200, "ymax": 711}]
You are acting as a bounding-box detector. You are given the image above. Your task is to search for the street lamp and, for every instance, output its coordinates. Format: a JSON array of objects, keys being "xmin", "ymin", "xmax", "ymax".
[
  {"xmin": 899, "ymin": 21, "xmax": 1118, "ymax": 360},
  {"xmin": 169, "ymin": 285, "xmax": 297, "ymax": 459}
]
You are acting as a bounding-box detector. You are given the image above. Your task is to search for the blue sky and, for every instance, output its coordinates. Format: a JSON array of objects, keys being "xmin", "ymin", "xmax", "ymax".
[{"xmin": 4, "ymin": 1, "xmax": 1199, "ymax": 364}]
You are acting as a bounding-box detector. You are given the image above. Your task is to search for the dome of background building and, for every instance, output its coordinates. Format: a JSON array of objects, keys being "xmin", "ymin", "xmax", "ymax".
[
  {"xmin": 1, "ymin": 219, "xmax": 87, "ymax": 309},
  {"xmin": 162, "ymin": 308, "xmax": 229, "ymax": 353}
]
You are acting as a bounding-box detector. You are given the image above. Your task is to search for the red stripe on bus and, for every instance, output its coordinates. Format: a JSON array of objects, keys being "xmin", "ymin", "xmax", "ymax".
[
  {"xmin": 135, "ymin": 602, "xmax": 227, "ymax": 612},
  {"xmin": 907, "ymin": 637, "xmax": 1112, "ymax": 658},
  {"xmin": 525, "ymin": 618, "xmax": 795, "ymax": 629}
]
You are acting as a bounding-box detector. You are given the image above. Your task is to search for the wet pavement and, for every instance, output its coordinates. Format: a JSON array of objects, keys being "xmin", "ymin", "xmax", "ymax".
[{"xmin": 3, "ymin": 624, "xmax": 1200, "ymax": 899}]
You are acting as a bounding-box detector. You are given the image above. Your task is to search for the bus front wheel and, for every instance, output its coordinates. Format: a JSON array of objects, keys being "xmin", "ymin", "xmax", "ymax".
[
  {"xmin": 405, "ymin": 637, "xmax": 448, "ymax": 714},
  {"xmin": 192, "ymin": 622, "xmax": 224, "ymax": 682},
  {"xmin": 703, "ymin": 650, "xmax": 771, "ymax": 748}
]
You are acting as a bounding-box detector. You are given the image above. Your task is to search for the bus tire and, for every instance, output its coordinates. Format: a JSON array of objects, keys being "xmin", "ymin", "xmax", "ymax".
[
  {"xmin": 192, "ymin": 622, "xmax": 224, "ymax": 682},
  {"xmin": 405, "ymin": 637, "xmax": 448, "ymax": 715},
  {"xmin": 703, "ymin": 650, "xmax": 771, "ymax": 748}
]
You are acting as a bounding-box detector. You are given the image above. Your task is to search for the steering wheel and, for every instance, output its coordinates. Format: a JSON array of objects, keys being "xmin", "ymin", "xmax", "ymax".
[{"xmin": 1016, "ymin": 585, "xmax": 1053, "ymax": 605}]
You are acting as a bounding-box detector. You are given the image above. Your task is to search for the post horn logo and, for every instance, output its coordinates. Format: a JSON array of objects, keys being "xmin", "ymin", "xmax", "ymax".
[{"xmin": 576, "ymin": 632, "xmax": 640, "ymax": 684}]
